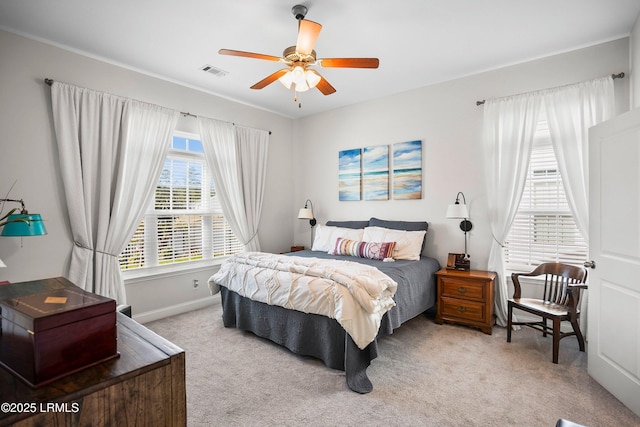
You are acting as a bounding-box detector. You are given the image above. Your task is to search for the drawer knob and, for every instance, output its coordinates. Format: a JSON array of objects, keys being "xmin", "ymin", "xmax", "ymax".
[
  {"xmin": 457, "ymin": 306, "xmax": 467, "ymax": 313},
  {"xmin": 457, "ymin": 287, "xmax": 467, "ymax": 293}
]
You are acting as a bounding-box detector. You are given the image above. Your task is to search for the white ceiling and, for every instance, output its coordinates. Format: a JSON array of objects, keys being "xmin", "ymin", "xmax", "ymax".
[{"xmin": 1, "ymin": 0, "xmax": 639, "ymax": 119}]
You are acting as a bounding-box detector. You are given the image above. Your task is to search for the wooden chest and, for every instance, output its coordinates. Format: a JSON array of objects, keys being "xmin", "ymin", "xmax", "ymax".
[{"xmin": 0, "ymin": 277, "xmax": 118, "ymax": 388}]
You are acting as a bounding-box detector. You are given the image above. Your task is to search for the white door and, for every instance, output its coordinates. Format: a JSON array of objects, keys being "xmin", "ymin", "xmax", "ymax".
[{"xmin": 588, "ymin": 107, "xmax": 640, "ymax": 417}]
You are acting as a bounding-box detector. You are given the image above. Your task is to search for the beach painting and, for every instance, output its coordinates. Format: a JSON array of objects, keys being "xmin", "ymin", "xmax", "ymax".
[
  {"xmin": 338, "ymin": 148, "xmax": 362, "ymax": 201},
  {"xmin": 363, "ymin": 145, "xmax": 389, "ymax": 200},
  {"xmin": 393, "ymin": 140, "xmax": 422, "ymax": 199}
]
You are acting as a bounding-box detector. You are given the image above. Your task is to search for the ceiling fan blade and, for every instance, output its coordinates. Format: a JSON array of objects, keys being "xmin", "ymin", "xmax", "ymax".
[
  {"xmin": 250, "ymin": 69, "xmax": 289, "ymax": 90},
  {"xmin": 319, "ymin": 58, "xmax": 380, "ymax": 68},
  {"xmin": 316, "ymin": 76, "xmax": 336, "ymax": 95},
  {"xmin": 296, "ymin": 19, "xmax": 322, "ymax": 55},
  {"xmin": 219, "ymin": 49, "xmax": 284, "ymax": 62}
]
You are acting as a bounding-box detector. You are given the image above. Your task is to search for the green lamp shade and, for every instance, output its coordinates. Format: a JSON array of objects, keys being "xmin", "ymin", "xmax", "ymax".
[{"xmin": 1, "ymin": 214, "xmax": 47, "ymax": 236}]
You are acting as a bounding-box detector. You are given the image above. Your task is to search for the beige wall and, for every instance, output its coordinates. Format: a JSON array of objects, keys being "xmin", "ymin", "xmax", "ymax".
[
  {"xmin": 0, "ymin": 30, "xmax": 295, "ymax": 320},
  {"xmin": 292, "ymin": 38, "xmax": 630, "ymax": 270}
]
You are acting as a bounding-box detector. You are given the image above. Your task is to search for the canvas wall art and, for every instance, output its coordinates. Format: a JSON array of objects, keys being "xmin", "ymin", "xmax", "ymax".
[
  {"xmin": 363, "ymin": 145, "xmax": 389, "ymax": 200},
  {"xmin": 393, "ymin": 140, "xmax": 422, "ymax": 199},
  {"xmin": 338, "ymin": 148, "xmax": 362, "ymax": 201}
]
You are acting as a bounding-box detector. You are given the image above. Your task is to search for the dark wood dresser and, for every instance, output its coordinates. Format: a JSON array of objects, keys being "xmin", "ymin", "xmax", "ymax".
[{"xmin": 0, "ymin": 281, "xmax": 186, "ymax": 426}]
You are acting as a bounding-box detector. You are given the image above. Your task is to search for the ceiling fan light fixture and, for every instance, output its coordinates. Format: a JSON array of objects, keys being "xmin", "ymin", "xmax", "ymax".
[
  {"xmin": 279, "ymin": 65, "xmax": 320, "ymax": 92},
  {"xmin": 306, "ymin": 70, "xmax": 321, "ymax": 89},
  {"xmin": 294, "ymin": 79, "xmax": 310, "ymax": 92},
  {"xmin": 279, "ymin": 68, "xmax": 309, "ymax": 91},
  {"xmin": 279, "ymin": 69, "xmax": 294, "ymax": 89},
  {"xmin": 292, "ymin": 65, "xmax": 306, "ymax": 83}
]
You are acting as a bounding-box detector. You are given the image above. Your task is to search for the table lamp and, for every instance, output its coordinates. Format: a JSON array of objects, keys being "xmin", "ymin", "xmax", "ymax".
[{"xmin": 1, "ymin": 198, "xmax": 47, "ymax": 236}]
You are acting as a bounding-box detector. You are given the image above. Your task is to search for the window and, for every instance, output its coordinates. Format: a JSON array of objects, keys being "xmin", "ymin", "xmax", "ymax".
[
  {"xmin": 119, "ymin": 132, "xmax": 243, "ymax": 271},
  {"xmin": 503, "ymin": 120, "xmax": 587, "ymax": 270}
]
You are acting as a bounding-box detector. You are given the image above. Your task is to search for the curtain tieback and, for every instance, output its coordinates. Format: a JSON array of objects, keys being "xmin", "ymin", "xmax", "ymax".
[
  {"xmin": 491, "ymin": 234, "xmax": 505, "ymax": 248},
  {"xmin": 74, "ymin": 241, "xmax": 119, "ymax": 258},
  {"xmin": 243, "ymin": 230, "xmax": 259, "ymax": 246}
]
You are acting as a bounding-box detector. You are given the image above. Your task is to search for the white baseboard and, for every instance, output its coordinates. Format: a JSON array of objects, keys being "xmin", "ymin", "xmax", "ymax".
[{"xmin": 133, "ymin": 295, "xmax": 218, "ymax": 324}]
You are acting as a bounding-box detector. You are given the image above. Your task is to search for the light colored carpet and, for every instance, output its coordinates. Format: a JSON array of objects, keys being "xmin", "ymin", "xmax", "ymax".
[{"xmin": 146, "ymin": 294, "xmax": 640, "ymax": 427}]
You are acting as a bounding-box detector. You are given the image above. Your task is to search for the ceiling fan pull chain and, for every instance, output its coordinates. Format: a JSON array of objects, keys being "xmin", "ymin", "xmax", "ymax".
[{"xmin": 293, "ymin": 90, "xmax": 303, "ymax": 108}]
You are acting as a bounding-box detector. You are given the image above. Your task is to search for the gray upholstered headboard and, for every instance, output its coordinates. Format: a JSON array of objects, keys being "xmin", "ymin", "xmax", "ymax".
[{"xmin": 325, "ymin": 220, "xmax": 370, "ymax": 229}]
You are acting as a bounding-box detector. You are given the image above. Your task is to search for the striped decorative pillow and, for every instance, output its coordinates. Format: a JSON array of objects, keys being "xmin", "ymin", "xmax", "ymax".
[{"xmin": 330, "ymin": 237, "xmax": 396, "ymax": 261}]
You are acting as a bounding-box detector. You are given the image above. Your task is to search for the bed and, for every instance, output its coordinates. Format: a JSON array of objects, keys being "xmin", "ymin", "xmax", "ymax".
[{"xmin": 208, "ymin": 218, "xmax": 440, "ymax": 393}]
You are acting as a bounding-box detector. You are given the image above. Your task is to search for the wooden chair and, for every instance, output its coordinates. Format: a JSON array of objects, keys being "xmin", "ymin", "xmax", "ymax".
[{"xmin": 507, "ymin": 262, "xmax": 588, "ymax": 363}]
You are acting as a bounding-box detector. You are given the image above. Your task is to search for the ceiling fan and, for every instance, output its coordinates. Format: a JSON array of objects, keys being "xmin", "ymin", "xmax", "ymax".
[{"xmin": 219, "ymin": 4, "xmax": 379, "ymax": 98}]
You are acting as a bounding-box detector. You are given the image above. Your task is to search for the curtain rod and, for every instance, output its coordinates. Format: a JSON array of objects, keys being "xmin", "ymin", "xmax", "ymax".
[
  {"xmin": 178, "ymin": 111, "xmax": 272, "ymax": 135},
  {"xmin": 44, "ymin": 78, "xmax": 272, "ymax": 135},
  {"xmin": 475, "ymin": 72, "xmax": 625, "ymax": 106}
]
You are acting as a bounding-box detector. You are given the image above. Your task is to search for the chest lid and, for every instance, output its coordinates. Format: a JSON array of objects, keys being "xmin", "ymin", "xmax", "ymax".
[{"xmin": 0, "ymin": 280, "xmax": 115, "ymax": 333}]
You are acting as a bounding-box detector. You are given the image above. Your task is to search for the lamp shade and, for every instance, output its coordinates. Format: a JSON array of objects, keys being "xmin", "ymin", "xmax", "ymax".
[
  {"xmin": 298, "ymin": 208, "xmax": 314, "ymax": 220},
  {"xmin": 1, "ymin": 213, "xmax": 47, "ymax": 236},
  {"xmin": 446, "ymin": 203, "xmax": 469, "ymax": 219}
]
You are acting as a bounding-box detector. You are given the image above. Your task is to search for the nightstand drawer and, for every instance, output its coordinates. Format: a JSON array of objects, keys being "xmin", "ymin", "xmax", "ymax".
[
  {"xmin": 440, "ymin": 277, "xmax": 484, "ymax": 301},
  {"xmin": 441, "ymin": 297, "xmax": 485, "ymax": 323}
]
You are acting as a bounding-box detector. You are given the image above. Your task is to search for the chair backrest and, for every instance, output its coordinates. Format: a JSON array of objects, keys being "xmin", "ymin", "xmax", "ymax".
[{"xmin": 529, "ymin": 263, "xmax": 588, "ymax": 305}]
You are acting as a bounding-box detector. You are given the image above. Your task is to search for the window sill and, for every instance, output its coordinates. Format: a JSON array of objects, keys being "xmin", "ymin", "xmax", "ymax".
[{"xmin": 122, "ymin": 257, "xmax": 230, "ymax": 285}]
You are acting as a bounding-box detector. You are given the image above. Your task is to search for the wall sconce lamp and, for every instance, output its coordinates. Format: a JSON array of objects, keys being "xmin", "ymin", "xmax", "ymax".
[
  {"xmin": 446, "ymin": 192, "xmax": 472, "ymax": 265},
  {"xmin": 297, "ymin": 199, "xmax": 316, "ymax": 227},
  {"xmin": 0, "ymin": 198, "xmax": 48, "ymax": 237},
  {"xmin": 298, "ymin": 199, "xmax": 316, "ymax": 248}
]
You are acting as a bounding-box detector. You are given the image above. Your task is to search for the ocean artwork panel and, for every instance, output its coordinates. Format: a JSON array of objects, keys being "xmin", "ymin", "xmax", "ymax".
[
  {"xmin": 363, "ymin": 145, "xmax": 389, "ymax": 200},
  {"xmin": 393, "ymin": 140, "xmax": 422, "ymax": 199},
  {"xmin": 339, "ymin": 148, "xmax": 362, "ymax": 201}
]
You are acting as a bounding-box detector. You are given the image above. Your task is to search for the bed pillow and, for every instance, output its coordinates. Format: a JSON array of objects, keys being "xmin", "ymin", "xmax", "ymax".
[
  {"xmin": 330, "ymin": 237, "xmax": 396, "ymax": 261},
  {"xmin": 312, "ymin": 224, "xmax": 364, "ymax": 252},
  {"xmin": 369, "ymin": 217, "xmax": 429, "ymax": 252},
  {"xmin": 362, "ymin": 226, "xmax": 426, "ymax": 260}
]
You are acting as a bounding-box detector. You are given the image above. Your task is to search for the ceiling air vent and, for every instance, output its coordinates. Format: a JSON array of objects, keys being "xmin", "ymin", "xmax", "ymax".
[{"xmin": 201, "ymin": 64, "xmax": 228, "ymax": 77}]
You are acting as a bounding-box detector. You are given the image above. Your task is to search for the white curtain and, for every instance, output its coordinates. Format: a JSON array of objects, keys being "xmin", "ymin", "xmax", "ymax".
[
  {"xmin": 483, "ymin": 76, "xmax": 615, "ymax": 326},
  {"xmin": 51, "ymin": 82, "xmax": 178, "ymax": 302},
  {"xmin": 198, "ymin": 117, "xmax": 270, "ymax": 252},
  {"xmin": 544, "ymin": 76, "xmax": 614, "ymax": 242},
  {"xmin": 483, "ymin": 94, "xmax": 542, "ymax": 326},
  {"xmin": 544, "ymin": 76, "xmax": 614, "ymax": 334},
  {"xmin": 235, "ymin": 125, "xmax": 270, "ymax": 251}
]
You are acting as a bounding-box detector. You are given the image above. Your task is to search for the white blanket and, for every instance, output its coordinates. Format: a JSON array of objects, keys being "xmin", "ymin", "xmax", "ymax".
[{"xmin": 208, "ymin": 252, "xmax": 398, "ymax": 349}]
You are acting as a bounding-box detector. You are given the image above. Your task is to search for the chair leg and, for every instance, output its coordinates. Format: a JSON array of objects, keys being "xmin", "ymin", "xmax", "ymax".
[
  {"xmin": 552, "ymin": 318, "xmax": 561, "ymax": 364},
  {"xmin": 507, "ymin": 304, "xmax": 513, "ymax": 343},
  {"xmin": 571, "ymin": 316, "xmax": 586, "ymax": 352},
  {"xmin": 542, "ymin": 317, "xmax": 548, "ymax": 337}
]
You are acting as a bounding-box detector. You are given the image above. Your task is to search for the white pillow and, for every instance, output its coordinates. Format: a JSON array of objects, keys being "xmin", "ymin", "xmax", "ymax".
[
  {"xmin": 362, "ymin": 226, "xmax": 426, "ymax": 260},
  {"xmin": 312, "ymin": 225, "xmax": 364, "ymax": 252}
]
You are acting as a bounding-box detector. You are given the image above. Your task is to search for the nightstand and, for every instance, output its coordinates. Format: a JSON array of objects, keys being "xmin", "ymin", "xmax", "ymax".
[
  {"xmin": 435, "ymin": 268, "xmax": 496, "ymax": 334},
  {"xmin": 281, "ymin": 246, "xmax": 305, "ymax": 254}
]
